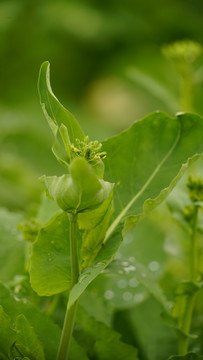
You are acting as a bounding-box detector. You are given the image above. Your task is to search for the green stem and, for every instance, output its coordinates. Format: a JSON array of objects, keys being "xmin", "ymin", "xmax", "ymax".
[
  {"xmin": 178, "ymin": 292, "xmax": 197, "ymax": 355},
  {"xmin": 190, "ymin": 206, "xmax": 199, "ymax": 282},
  {"xmin": 57, "ymin": 213, "xmax": 79, "ymax": 360},
  {"xmin": 178, "ymin": 206, "xmax": 199, "ymax": 355}
]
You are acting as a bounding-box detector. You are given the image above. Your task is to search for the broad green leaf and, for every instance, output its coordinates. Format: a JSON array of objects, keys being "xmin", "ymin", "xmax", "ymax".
[
  {"xmin": 128, "ymin": 259, "xmax": 170, "ymax": 311},
  {"xmin": 15, "ymin": 314, "xmax": 45, "ymax": 360},
  {"xmin": 80, "ymin": 193, "xmax": 114, "ymax": 268},
  {"xmin": 30, "ymin": 212, "xmax": 71, "ymax": 296},
  {"xmin": 75, "ymin": 307, "xmax": 138, "ymax": 360},
  {"xmin": 30, "ymin": 200, "xmax": 115, "ymax": 296},
  {"xmin": 123, "ymin": 297, "xmax": 177, "ymax": 360},
  {"xmin": 102, "ymin": 112, "xmax": 203, "ymax": 237},
  {"xmin": 68, "ymin": 228, "xmax": 123, "ymax": 309},
  {"xmin": 87, "ymin": 213, "xmax": 170, "ymax": 309},
  {"xmin": 0, "ymin": 208, "xmax": 25, "ymax": 282},
  {"xmin": 69, "ymin": 338, "xmax": 90, "ymax": 360},
  {"xmin": 169, "ymin": 353, "xmax": 203, "ymax": 359},
  {"xmin": 0, "ymin": 305, "xmax": 16, "ymax": 355},
  {"xmin": 38, "ymin": 61, "xmax": 84, "ymax": 166},
  {"xmin": 97, "ymin": 256, "xmax": 170, "ymax": 312},
  {"xmin": 41, "ymin": 157, "xmax": 114, "ymax": 212},
  {"xmin": 0, "ymin": 283, "xmax": 88, "ymax": 360},
  {"xmin": 0, "ymin": 282, "xmax": 61, "ymax": 359},
  {"xmin": 93, "ymin": 340, "xmax": 138, "ymax": 360}
]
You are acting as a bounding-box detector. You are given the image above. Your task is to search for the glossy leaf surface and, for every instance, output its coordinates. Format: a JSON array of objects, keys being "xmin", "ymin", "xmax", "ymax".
[{"xmin": 102, "ymin": 112, "xmax": 203, "ymax": 236}]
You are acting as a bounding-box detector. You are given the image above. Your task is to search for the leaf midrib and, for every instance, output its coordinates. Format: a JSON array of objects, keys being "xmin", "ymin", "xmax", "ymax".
[{"xmin": 104, "ymin": 119, "xmax": 181, "ymax": 243}]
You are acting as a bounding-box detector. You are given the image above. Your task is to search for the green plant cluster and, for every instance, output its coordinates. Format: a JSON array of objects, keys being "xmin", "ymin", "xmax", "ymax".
[{"xmin": 1, "ymin": 63, "xmax": 203, "ymax": 360}]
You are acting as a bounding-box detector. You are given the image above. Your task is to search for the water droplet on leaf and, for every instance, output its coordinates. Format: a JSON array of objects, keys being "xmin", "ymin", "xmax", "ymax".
[
  {"xmin": 134, "ymin": 293, "xmax": 144, "ymax": 303},
  {"xmin": 148, "ymin": 261, "xmax": 160, "ymax": 272},
  {"xmin": 123, "ymin": 291, "xmax": 133, "ymax": 301},
  {"xmin": 117, "ymin": 279, "xmax": 127, "ymax": 289},
  {"xmin": 104, "ymin": 290, "xmax": 114, "ymax": 300},
  {"xmin": 129, "ymin": 278, "xmax": 139, "ymax": 288}
]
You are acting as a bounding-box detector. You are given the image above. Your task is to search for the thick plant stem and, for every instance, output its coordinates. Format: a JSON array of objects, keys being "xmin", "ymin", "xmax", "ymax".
[
  {"xmin": 178, "ymin": 206, "xmax": 199, "ymax": 355},
  {"xmin": 57, "ymin": 213, "xmax": 79, "ymax": 360}
]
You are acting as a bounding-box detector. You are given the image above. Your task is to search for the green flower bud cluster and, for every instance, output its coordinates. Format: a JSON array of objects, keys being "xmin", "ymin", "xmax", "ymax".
[
  {"xmin": 184, "ymin": 205, "xmax": 196, "ymax": 223},
  {"xmin": 71, "ymin": 136, "xmax": 106, "ymax": 163},
  {"xmin": 162, "ymin": 40, "xmax": 202, "ymax": 65},
  {"xmin": 184, "ymin": 174, "xmax": 203, "ymax": 223},
  {"xmin": 187, "ymin": 174, "xmax": 203, "ymax": 202}
]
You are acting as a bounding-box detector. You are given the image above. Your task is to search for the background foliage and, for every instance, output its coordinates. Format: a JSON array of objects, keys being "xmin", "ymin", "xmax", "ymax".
[{"xmin": 1, "ymin": 1, "xmax": 203, "ymax": 359}]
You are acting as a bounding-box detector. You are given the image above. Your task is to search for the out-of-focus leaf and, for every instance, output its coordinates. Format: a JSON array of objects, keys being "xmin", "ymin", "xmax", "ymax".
[
  {"xmin": 116, "ymin": 297, "xmax": 177, "ymax": 360},
  {"xmin": 0, "ymin": 283, "xmax": 61, "ymax": 359},
  {"xmin": 126, "ymin": 66, "xmax": 178, "ymax": 111},
  {"xmin": 0, "ymin": 305, "xmax": 16, "ymax": 355},
  {"xmin": 0, "ymin": 283, "xmax": 88, "ymax": 360},
  {"xmin": 0, "ymin": 208, "xmax": 25, "ymax": 282},
  {"xmin": 169, "ymin": 353, "xmax": 203, "ymax": 359},
  {"xmin": 15, "ymin": 314, "xmax": 45, "ymax": 360},
  {"xmin": 75, "ymin": 307, "xmax": 138, "ymax": 360}
]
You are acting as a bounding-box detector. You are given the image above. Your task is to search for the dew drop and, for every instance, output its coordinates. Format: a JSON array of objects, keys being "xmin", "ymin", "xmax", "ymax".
[
  {"xmin": 122, "ymin": 261, "xmax": 129, "ymax": 267},
  {"xmin": 117, "ymin": 279, "xmax": 127, "ymax": 289},
  {"xmin": 129, "ymin": 278, "xmax": 139, "ymax": 288},
  {"xmin": 93, "ymin": 262, "xmax": 105, "ymax": 268},
  {"xmin": 141, "ymin": 272, "xmax": 146, "ymax": 278},
  {"xmin": 148, "ymin": 261, "xmax": 160, "ymax": 272},
  {"xmin": 124, "ymin": 265, "xmax": 136, "ymax": 273},
  {"xmin": 167, "ymin": 301, "xmax": 174, "ymax": 310},
  {"xmin": 104, "ymin": 290, "xmax": 114, "ymax": 300},
  {"xmin": 129, "ymin": 256, "xmax": 135, "ymax": 262},
  {"xmin": 134, "ymin": 293, "xmax": 144, "ymax": 303},
  {"xmin": 118, "ymin": 270, "xmax": 124, "ymax": 275},
  {"xmin": 164, "ymin": 235, "xmax": 180, "ymax": 255},
  {"xmin": 79, "ymin": 274, "xmax": 88, "ymax": 283},
  {"xmin": 123, "ymin": 291, "xmax": 133, "ymax": 301}
]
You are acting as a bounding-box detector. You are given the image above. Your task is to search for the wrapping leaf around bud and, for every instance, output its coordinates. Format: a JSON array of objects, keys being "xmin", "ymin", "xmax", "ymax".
[
  {"xmin": 38, "ymin": 61, "xmax": 84, "ymax": 169},
  {"xmin": 40, "ymin": 157, "xmax": 114, "ymax": 213},
  {"xmin": 38, "ymin": 61, "xmax": 107, "ymax": 181}
]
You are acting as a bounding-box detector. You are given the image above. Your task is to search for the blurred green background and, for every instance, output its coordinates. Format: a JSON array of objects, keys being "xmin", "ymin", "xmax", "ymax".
[{"xmin": 1, "ymin": 0, "xmax": 203, "ymax": 211}]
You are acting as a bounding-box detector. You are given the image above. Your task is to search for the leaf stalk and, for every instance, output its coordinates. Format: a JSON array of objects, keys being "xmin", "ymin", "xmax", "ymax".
[{"xmin": 57, "ymin": 213, "xmax": 79, "ymax": 360}]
